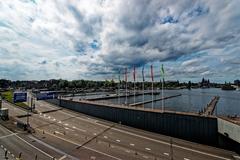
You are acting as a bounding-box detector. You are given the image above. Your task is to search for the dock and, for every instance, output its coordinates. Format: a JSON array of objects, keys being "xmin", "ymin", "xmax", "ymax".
[
  {"xmin": 202, "ymin": 96, "xmax": 220, "ymax": 116},
  {"xmin": 129, "ymin": 94, "xmax": 182, "ymax": 106},
  {"xmin": 87, "ymin": 91, "xmax": 160, "ymax": 101}
]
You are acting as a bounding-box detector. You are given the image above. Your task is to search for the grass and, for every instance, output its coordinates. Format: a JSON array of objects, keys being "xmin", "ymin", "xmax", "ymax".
[{"xmin": 1, "ymin": 90, "xmax": 29, "ymax": 108}]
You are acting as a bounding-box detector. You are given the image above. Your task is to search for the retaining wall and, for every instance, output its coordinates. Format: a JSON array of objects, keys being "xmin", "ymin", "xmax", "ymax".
[{"xmin": 46, "ymin": 99, "xmax": 218, "ymax": 145}]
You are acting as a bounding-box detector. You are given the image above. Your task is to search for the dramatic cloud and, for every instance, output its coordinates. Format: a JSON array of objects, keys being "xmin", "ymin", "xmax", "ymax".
[{"xmin": 0, "ymin": 0, "xmax": 239, "ymax": 82}]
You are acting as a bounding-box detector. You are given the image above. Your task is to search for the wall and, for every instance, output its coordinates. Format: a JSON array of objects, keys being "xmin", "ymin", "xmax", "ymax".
[
  {"xmin": 46, "ymin": 99, "xmax": 218, "ymax": 145},
  {"xmin": 218, "ymin": 118, "xmax": 240, "ymax": 153}
]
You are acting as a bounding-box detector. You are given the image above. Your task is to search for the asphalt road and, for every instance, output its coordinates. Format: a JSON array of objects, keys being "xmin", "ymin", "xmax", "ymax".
[
  {"xmin": 1, "ymin": 100, "xmax": 239, "ymax": 160},
  {"xmin": 0, "ymin": 122, "xmax": 55, "ymax": 160}
]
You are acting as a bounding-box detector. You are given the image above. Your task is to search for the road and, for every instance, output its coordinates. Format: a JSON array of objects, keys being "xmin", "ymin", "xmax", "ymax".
[
  {"xmin": 1, "ymin": 100, "xmax": 238, "ymax": 160},
  {"xmin": 0, "ymin": 121, "xmax": 55, "ymax": 160}
]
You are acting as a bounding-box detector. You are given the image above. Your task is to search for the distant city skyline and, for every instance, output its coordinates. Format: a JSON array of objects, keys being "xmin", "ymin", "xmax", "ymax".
[{"xmin": 0, "ymin": 0, "xmax": 240, "ymax": 82}]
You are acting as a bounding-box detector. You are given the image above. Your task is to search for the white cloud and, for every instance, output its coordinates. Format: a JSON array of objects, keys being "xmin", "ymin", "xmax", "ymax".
[{"xmin": 0, "ymin": 0, "xmax": 239, "ymax": 82}]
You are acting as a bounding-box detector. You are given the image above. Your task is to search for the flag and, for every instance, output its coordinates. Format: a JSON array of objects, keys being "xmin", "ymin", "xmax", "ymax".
[
  {"xmin": 133, "ymin": 66, "xmax": 136, "ymax": 82},
  {"xmin": 125, "ymin": 68, "xmax": 128, "ymax": 82},
  {"xmin": 151, "ymin": 64, "xmax": 154, "ymax": 82},
  {"xmin": 160, "ymin": 64, "xmax": 165, "ymax": 78},
  {"xmin": 142, "ymin": 66, "xmax": 145, "ymax": 82}
]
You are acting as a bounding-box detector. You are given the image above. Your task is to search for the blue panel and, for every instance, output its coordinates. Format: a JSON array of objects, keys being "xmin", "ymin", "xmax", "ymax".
[
  {"xmin": 36, "ymin": 92, "xmax": 56, "ymax": 100},
  {"xmin": 14, "ymin": 92, "xmax": 27, "ymax": 103}
]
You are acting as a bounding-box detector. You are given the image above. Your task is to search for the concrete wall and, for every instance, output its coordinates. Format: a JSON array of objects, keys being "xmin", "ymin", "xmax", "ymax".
[
  {"xmin": 218, "ymin": 118, "xmax": 240, "ymax": 144},
  {"xmin": 46, "ymin": 99, "xmax": 218, "ymax": 145}
]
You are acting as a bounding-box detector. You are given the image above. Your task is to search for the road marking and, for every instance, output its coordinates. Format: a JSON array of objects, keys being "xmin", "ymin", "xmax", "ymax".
[
  {"xmin": 59, "ymin": 155, "xmax": 67, "ymax": 160},
  {"xmin": 116, "ymin": 139, "xmax": 121, "ymax": 142},
  {"xmin": 40, "ymin": 101, "xmax": 233, "ymax": 160},
  {"xmin": 54, "ymin": 131, "xmax": 64, "ymax": 136},
  {"xmin": 125, "ymin": 150, "xmax": 130, "ymax": 153},
  {"xmin": 37, "ymin": 114, "xmax": 87, "ymax": 133},
  {"xmin": 184, "ymin": 158, "xmax": 190, "ymax": 160},
  {"xmin": 36, "ymin": 129, "xmax": 122, "ymax": 160},
  {"xmin": 164, "ymin": 153, "xmax": 169, "ymax": 156},
  {"xmin": 0, "ymin": 133, "xmax": 18, "ymax": 139},
  {"xmin": 71, "ymin": 126, "xmax": 86, "ymax": 133},
  {"xmin": 143, "ymin": 155, "xmax": 149, "ymax": 159},
  {"xmin": 15, "ymin": 135, "xmax": 54, "ymax": 158},
  {"xmin": 130, "ymin": 143, "xmax": 135, "ymax": 146},
  {"xmin": 28, "ymin": 135, "xmax": 79, "ymax": 160},
  {"xmin": 145, "ymin": 148, "xmax": 151, "ymax": 151}
]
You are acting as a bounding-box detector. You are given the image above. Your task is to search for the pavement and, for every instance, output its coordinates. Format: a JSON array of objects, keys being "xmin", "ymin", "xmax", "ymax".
[{"xmin": 0, "ymin": 100, "xmax": 239, "ymax": 160}]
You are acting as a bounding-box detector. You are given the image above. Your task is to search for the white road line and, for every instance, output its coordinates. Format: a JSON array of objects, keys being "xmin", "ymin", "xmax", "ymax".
[
  {"xmin": 71, "ymin": 127, "xmax": 86, "ymax": 133},
  {"xmin": 40, "ymin": 102, "xmax": 233, "ymax": 160},
  {"xmin": 0, "ymin": 133, "xmax": 18, "ymax": 139},
  {"xmin": 184, "ymin": 158, "xmax": 190, "ymax": 160},
  {"xmin": 164, "ymin": 152, "xmax": 169, "ymax": 156},
  {"xmin": 64, "ymin": 127, "xmax": 74, "ymax": 132},
  {"xmin": 38, "ymin": 115, "xmax": 87, "ymax": 133},
  {"xmin": 111, "ymin": 128, "xmax": 232, "ymax": 160},
  {"xmin": 36, "ymin": 129, "xmax": 122, "ymax": 160},
  {"xmin": 15, "ymin": 134, "xmax": 54, "ymax": 158},
  {"xmin": 143, "ymin": 155, "xmax": 148, "ymax": 159},
  {"xmin": 130, "ymin": 143, "xmax": 135, "ymax": 146},
  {"xmin": 0, "ymin": 125, "xmax": 54, "ymax": 159},
  {"xmin": 125, "ymin": 150, "xmax": 130, "ymax": 153},
  {"xmin": 145, "ymin": 148, "xmax": 151, "ymax": 151},
  {"xmin": 59, "ymin": 155, "xmax": 67, "ymax": 160},
  {"xmin": 54, "ymin": 131, "xmax": 64, "ymax": 136},
  {"xmin": 173, "ymin": 144, "xmax": 231, "ymax": 160},
  {"xmin": 28, "ymin": 135, "xmax": 79, "ymax": 160},
  {"xmin": 116, "ymin": 139, "xmax": 121, "ymax": 142}
]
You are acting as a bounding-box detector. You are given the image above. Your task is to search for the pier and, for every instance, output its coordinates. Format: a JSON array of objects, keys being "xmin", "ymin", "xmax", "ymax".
[
  {"xmin": 202, "ymin": 96, "xmax": 220, "ymax": 116},
  {"xmin": 129, "ymin": 94, "xmax": 182, "ymax": 107},
  {"xmin": 86, "ymin": 91, "xmax": 160, "ymax": 101}
]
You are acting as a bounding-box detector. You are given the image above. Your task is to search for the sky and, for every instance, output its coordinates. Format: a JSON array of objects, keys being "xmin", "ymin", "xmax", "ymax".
[{"xmin": 0, "ymin": 0, "xmax": 239, "ymax": 82}]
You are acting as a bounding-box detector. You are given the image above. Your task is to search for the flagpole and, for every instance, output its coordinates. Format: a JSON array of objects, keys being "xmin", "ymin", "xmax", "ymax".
[
  {"xmin": 133, "ymin": 66, "xmax": 136, "ymax": 104},
  {"xmin": 161, "ymin": 64, "xmax": 165, "ymax": 112},
  {"xmin": 118, "ymin": 70, "xmax": 120, "ymax": 105},
  {"xmin": 151, "ymin": 65, "xmax": 154, "ymax": 110},
  {"xmin": 142, "ymin": 82, "xmax": 144, "ymax": 108},
  {"xmin": 142, "ymin": 66, "xmax": 145, "ymax": 109},
  {"xmin": 152, "ymin": 81, "xmax": 154, "ymax": 109},
  {"xmin": 162, "ymin": 78, "xmax": 164, "ymax": 112},
  {"xmin": 125, "ymin": 68, "xmax": 128, "ymax": 106},
  {"xmin": 134, "ymin": 81, "xmax": 136, "ymax": 104}
]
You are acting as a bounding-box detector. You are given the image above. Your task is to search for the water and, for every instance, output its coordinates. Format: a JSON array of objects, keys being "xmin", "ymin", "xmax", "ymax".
[{"xmin": 95, "ymin": 88, "xmax": 240, "ymax": 116}]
